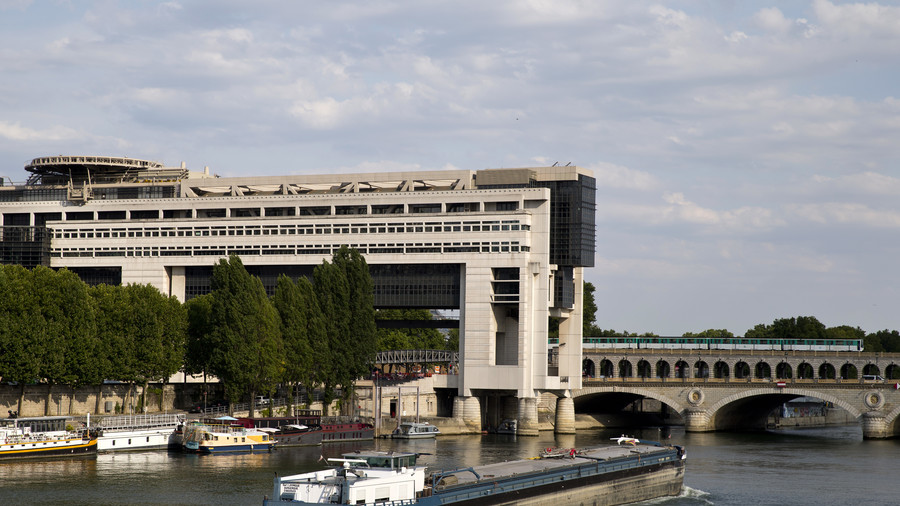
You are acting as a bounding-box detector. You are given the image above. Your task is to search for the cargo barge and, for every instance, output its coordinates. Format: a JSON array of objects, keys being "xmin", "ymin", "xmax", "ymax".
[{"xmin": 263, "ymin": 441, "xmax": 685, "ymax": 505}]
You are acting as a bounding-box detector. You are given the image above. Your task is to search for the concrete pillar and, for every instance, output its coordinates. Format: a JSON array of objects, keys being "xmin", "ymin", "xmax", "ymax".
[
  {"xmin": 451, "ymin": 396, "xmax": 465, "ymax": 421},
  {"xmin": 517, "ymin": 397, "xmax": 539, "ymax": 436},
  {"xmin": 683, "ymin": 408, "xmax": 713, "ymax": 432},
  {"xmin": 554, "ymin": 396, "xmax": 575, "ymax": 434},
  {"xmin": 461, "ymin": 396, "xmax": 482, "ymax": 432},
  {"xmin": 861, "ymin": 411, "xmax": 889, "ymax": 439}
]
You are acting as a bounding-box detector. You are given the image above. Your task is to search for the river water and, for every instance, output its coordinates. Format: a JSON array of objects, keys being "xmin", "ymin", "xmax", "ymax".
[{"xmin": 0, "ymin": 425, "xmax": 897, "ymax": 505}]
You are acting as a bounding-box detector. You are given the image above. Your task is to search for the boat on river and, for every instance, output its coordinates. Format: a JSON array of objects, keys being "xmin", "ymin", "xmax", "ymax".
[
  {"xmin": 236, "ymin": 416, "xmax": 324, "ymax": 447},
  {"xmin": 390, "ymin": 422, "xmax": 440, "ymax": 439},
  {"xmin": 239, "ymin": 410, "xmax": 373, "ymax": 444},
  {"xmin": 181, "ymin": 419, "xmax": 275, "ymax": 453},
  {"xmin": 263, "ymin": 441, "xmax": 686, "ymax": 505},
  {"xmin": 94, "ymin": 413, "xmax": 184, "ymax": 452},
  {"xmin": 0, "ymin": 416, "xmax": 97, "ymax": 460}
]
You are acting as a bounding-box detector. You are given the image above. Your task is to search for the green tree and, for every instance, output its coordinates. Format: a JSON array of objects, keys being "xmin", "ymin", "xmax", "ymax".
[
  {"xmin": 126, "ymin": 284, "xmax": 186, "ymax": 412},
  {"xmin": 207, "ymin": 255, "xmax": 283, "ymax": 416},
  {"xmin": 184, "ymin": 293, "xmax": 214, "ymax": 378},
  {"xmin": 583, "ymin": 281, "xmax": 599, "ymax": 337},
  {"xmin": 375, "ymin": 309, "xmax": 447, "ymax": 350},
  {"xmin": 683, "ymin": 329, "xmax": 734, "ymax": 338},
  {"xmin": 313, "ymin": 256, "xmax": 350, "ymax": 412},
  {"xmin": 865, "ymin": 330, "xmax": 900, "ymax": 353},
  {"xmin": 0, "ymin": 265, "xmax": 42, "ymax": 413},
  {"xmin": 32, "ymin": 267, "xmax": 98, "ymax": 414},
  {"xmin": 273, "ymin": 274, "xmax": 324, "ymax": 412}
]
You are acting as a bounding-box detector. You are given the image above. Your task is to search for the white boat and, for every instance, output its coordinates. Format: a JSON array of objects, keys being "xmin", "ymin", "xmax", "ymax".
[
  {"xmin": 391, "ymin": 422, "xmax": 440, "ymax": 439},
  {"xmin": 93, "ymin": 413, "xmax": 184, "ymax": 452},
  {"xmin": 266, "ymin": 450, "xmax": 425, "ymax": 504}
]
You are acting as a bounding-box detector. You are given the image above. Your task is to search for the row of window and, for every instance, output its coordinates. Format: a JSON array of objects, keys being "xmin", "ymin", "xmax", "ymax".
[
  {"xmin": 51, "ymin": 219, "xmax": 530, "ymax": 240},
  {"xmin": 52, "ymin": 241, "xmax": 529, "ymax": 258}
]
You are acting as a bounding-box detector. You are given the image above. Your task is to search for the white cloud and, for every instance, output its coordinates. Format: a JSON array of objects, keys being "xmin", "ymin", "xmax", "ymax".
[
  {"xmin": 591, "ymin": 162, "xmax": 659, "ymax": 191},
  {"xmin": 0, "ymin": 121, "xmax": 81, "ymax": 142},
  {"xmin": 788, "ymin": 203, "xmax": 900, "ymax": 228}
]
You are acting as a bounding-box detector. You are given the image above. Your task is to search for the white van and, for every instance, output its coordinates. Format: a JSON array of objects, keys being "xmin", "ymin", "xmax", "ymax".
[{"xmin": 862, "ymin": 375, "xmax": 884, "ymax": 382}]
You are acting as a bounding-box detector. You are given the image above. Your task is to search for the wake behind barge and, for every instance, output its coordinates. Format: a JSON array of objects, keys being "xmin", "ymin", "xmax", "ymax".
[{"xmin": 265, "ymin": 441, "xmax": 685, "ymax": 505}]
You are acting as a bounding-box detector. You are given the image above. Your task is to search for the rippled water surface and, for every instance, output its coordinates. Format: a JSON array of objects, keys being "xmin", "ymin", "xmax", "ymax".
[{"xmin": 0, "ymin": 425, "xmax": 897, "ymax": 505}]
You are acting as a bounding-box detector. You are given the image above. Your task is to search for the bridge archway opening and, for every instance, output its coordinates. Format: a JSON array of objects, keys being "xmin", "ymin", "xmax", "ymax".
[
  {"xmin": 710, "ymin": 392, "xmax": 860, "ymax": 434},
  {"xmin": 655, "ymin": 360, "xmax": 670, "ymax": 378},
  {"xmin": 574, "ymin": 392, "xmax": 683, "ymax": 428},
  {"xmin": 755, "ymin": 362, "xmax": 771, "ymax": 379},
  {"xmin": 735, "ymin": 361, "xmax": 750, "ymax": 379},
  {"xmin": 598, "ymin": 359, "xmax": 614, "ymax": 378},
  {"xmin": 637, "ymin": 360, "xmax": 651, "ymax": 378},
  {"xmin": 695, "ymin": 361, "xmax": 709, "ymax": 378},
  {"xmin": 674, "ymin": 360, "xmax": 690, "ymax": 379},
  {"xmin": 886, "ymin": 364, "xmax": 900, "ymax": 379},
  {"xmin": 797, "ymin": 362, "xmax": 814, "ymax": 379},
  {"xmin": 819, "ymin": 363, "xmax": 836, "ymax": 379},
  {"xmin": 714, "ymin": 361, "xmax": 729, "ymax": 379},
  {"xmin": 618, "ymin": 360, "xmax": 633, "ymax": 378},
  {"xmin": 840, "ymin": 363, "xmax": 858, "ymax": 380},
  {"xmin": 712, "ymin": 393, "xmax": 806, "ymax": 431},
  {"xmin": 582, "ymin": 358, "xmax": 595, "ymax": 379},
  {"xmin": 862, "ymin": 364, "xmax": 881, "ymax": 377},
  {"xmin": 776, "ymin": 362, "xmax": 792, "ymax": 379}
]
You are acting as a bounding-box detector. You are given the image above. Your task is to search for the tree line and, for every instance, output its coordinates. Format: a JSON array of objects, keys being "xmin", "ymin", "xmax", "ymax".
[
  {"xmin": 583, "ymin": 282, "xmax": 900, "ymax": 351},
  {"xmin": 0, "ymin": 247, "xmax": 387, "ymax": 416}
]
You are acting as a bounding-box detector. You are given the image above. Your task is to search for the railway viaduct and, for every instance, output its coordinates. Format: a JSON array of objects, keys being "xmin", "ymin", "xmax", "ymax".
[{"xmin": 578, "ymin": 349, "xmax": 900, "ymax": 439}]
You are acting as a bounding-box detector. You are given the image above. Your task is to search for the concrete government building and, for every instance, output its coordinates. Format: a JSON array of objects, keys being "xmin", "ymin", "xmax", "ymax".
[{"xmin": 0, "ymin": 156, "xmax": 596, "ymax": 433}]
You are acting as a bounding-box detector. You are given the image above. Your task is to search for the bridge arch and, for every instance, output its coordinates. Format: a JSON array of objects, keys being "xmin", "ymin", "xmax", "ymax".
[
  {"xmin": 695, "ymin": 360, "xmax": 709, "ymax": 378},
  {"xmin": 618, "ymin": 359, "xmax": 633, "ymax": 378},
  {"xmin": 713, "ymin": 361, "xmax": 729, "ymax": 379},
  {"xmin": 573, "ymin": 385, "xmax": 686, "ymax": 421},
  {"xmin": 840, "ymin": 363, "xmax": 858, "ymax": 379},
  {"xmin": 582, "ymin": 358, "xmax": 595, "ymax": 378},
  {"xmin": 674, "ymin": 360, "xmax": 690, "ymax": 379},
  {"xmin": 636, "ymin": 360, "xmax": 651, "ymax": 377},
  {"xmin": 819, "ymin": 362, "xmax": 836, "ymax": 379},
  {"xmin": 862, "ymin": 363, "xmax": 880, "ymax": 377},
  {"xmin": 754, "ymin": 361, "xmax": 771, "ymax": 379},
  {"xmin": 734, "ymin": 361, "xmax": 750, "ymax": 379},
  {"xmin": 702, "ymin": 387, "xmax": 863, "ymax": 432},
  {"xmin": 776, "ymin": 362, "xmax": 792, "ymax": 379},
  {"xmin": 797, "ymin": 362, "xmax": 814, "ymax": 379}
]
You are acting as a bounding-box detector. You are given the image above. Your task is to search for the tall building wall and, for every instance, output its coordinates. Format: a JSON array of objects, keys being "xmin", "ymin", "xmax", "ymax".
[{"xmin": 0, "ymin": 160, "xmax": 595, "ymax": 398}]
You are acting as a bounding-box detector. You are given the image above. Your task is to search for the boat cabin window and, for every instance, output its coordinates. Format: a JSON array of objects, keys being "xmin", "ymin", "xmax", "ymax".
[{"xmin": 352, "ymin": 454, "xmax": 418, "ymax": 469}]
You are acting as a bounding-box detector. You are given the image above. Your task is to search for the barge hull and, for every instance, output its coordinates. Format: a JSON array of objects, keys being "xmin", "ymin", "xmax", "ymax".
[{"xmin": 426, "ymin": 459, "xmax": 684, "ymax": 506}]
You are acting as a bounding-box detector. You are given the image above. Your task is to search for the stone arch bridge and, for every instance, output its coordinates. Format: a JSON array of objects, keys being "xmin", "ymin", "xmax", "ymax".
[{"xmin": 578, "ymin": 349, "xmax": 900, "ymax": 439}]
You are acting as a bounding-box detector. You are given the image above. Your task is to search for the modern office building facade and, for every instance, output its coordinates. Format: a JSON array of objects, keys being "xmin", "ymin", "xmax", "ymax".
[{"xmin": 0, "ymin": 156, "xmax": 595, "ymax": 431}]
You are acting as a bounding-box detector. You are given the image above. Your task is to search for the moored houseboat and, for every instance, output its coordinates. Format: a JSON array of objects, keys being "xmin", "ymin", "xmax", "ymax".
[
  {"xmin": 0, "ymin": 416, "xmax": 97, "ymax": 460},
  {"xmin": 390, "ymin": 422, "xmax": 440, "ymax": 439},
  {"xmin": 94, "ymin": 413, "xmax": 184, "ymax": 452},
  {"xmin": 236, "ymin": 416, "xmax": 324, "ymax": 447},
  {"xmin": 241, "ymin": 410, "xmax": 373, "ymax": 444},
  {"xmin": 264, "ymin": 441, "xmax": 685, "ymax": 505},
  {"xmin": 182, "ymin": 418, "xmax": 275, "ymax": 454}
]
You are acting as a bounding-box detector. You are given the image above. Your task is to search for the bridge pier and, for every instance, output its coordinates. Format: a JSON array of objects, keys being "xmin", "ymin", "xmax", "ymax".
[
  {"xmin": 554, "ymin": 395, "xmax": 576, "ymax": 434},
  {"xmin": 452, "ymin": 395, "xmax": 481, "ymax": 432},
  {"xmin": 517, "ymin": 397, "xmax": 539, "ymax": 436},
  {"xmin": 683, "ymin": 408, "xmax": 713, "ymax": 432},
  {"xmin": 861, "ymin": 411, "xmax": 889, "ymax": 439}
]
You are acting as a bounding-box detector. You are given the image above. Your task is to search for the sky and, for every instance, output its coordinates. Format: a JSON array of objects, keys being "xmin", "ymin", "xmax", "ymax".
[{"xmin": 1, "ymin": 0, "xmax": 898, "ymax": 336}]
